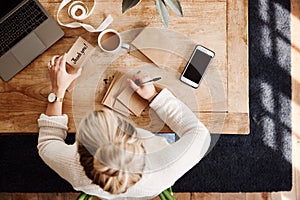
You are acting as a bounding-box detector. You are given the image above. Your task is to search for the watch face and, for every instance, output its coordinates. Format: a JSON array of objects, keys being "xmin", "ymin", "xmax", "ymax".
[{"xmin": 48, "ymin": 93, "xmax": 56, "ymax": 103}]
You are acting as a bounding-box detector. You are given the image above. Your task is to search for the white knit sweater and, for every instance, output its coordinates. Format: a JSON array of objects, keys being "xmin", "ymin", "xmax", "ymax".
[{"xmin": 38, "ymin": 88, "xmax": 211, "ymax": 200}]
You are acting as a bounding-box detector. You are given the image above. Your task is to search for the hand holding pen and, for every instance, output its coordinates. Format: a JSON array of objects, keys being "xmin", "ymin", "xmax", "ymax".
[
  {"xmin": 127, "ymin": 73, "xmax": 161, "ymax": 102},
  {"xmin": 134, "ymin": 77, "xmax": 161, "ymax": 86}
]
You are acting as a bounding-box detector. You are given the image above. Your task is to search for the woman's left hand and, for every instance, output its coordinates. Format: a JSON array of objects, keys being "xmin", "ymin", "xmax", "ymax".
[{"xmin": 48, "ymin": 53, "xmax": 82, "ymax": 96}]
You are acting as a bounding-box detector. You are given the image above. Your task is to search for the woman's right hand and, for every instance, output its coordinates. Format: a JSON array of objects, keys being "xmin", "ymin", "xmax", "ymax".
[{"xmin": 127, "ymin": 73, "xmax": 158, "ymax": 102}]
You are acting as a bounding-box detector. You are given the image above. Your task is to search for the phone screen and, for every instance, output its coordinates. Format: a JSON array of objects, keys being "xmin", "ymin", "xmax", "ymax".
[{"xmin": 183, "ymin": 49, "xmax": 213, "ymax": 83}]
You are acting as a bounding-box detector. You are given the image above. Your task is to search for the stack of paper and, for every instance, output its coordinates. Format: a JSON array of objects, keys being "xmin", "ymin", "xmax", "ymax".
[{"xmin": 101, "ymin": 71, "xmax": 148, "ymax": 117}]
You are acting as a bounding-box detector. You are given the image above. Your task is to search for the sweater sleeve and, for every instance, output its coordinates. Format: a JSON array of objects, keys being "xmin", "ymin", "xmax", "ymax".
[
  {"xmin": 37, "ymin": 114, "xmax": 87, "ymax": 187},
  {"xmin": 145, "ymin": 89, "xmax": 211, "ymax": 189},
  {"xmin": 150, "ymin": 88, "xmax": 210, "ymax": 139}
]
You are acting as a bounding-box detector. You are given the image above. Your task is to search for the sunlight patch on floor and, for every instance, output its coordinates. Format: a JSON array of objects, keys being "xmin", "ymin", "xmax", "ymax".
[
  {"xmin": 261, "ymin": 81, "xmax": 275, "ymax": 114},
  {"xmin": 258, "ymin": 0, "xmax": 270, "ymax": 22}
]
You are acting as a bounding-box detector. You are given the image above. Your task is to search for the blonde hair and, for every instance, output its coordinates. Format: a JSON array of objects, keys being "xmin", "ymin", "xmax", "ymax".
[{"xmin": 76, "ymin": 109, "xmax": 146, "ymax": 194}]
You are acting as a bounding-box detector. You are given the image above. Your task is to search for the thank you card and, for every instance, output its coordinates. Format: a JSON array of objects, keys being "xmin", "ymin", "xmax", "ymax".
[{"xmin": 66, "ymin": 37, "xmax": 94, "ymax": 68}]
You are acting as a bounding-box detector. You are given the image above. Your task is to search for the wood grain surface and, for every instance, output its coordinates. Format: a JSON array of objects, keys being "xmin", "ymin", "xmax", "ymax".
[{"xmin": 0, "ymin": 0, "xmax": 249, "ymax": 134}]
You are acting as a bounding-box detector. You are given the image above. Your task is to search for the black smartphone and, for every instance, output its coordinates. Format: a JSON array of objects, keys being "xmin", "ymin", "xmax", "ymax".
[{"xmin": 180, "ymin": 45, "xmax": 215, "ymax": 88}]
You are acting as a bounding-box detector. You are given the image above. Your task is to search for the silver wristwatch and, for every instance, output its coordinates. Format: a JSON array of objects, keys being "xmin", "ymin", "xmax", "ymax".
[{"xmin": 47, "ymin": 92, "xmax": 63, "ymax": 103}]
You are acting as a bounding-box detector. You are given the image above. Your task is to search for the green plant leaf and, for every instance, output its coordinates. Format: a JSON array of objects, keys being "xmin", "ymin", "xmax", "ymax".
[
  {"xmin": 159, "ymin": 192, "xmax": 167, "ymax": 200},
  {"xmin": 156, "ymin": 0, "xmax": 169, "ymax": 27},
  {"xmin": 76, "ymin": 193, "xmax": 87, "ymax": 200},
  {"xmin": 168, "ymin": 187, "xmax": 173, "ymax": 195},
  {"xmin": 164, "ymin": 0, "xmax": 183, "ymax": 17},
  {"xmin": 122, "ymin": 0, "xmax": 141, "ymax": 13},
  {"xmin": 162, "ymin": 190, "xmax": 175, "ymax": 200}
]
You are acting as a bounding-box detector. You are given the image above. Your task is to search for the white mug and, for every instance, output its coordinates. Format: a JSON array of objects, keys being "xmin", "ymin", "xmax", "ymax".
[{"xmin": 98, "ymin": 29, "xmax": 130, "ymax": 53}]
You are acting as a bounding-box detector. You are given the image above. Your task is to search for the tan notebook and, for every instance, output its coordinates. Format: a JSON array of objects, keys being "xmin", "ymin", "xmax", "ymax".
[{"xmin": 101, "ymin": 71, "xmax": 148, "ymax": 117}]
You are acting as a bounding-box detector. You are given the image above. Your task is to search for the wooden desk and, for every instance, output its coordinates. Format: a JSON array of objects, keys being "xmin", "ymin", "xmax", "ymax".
[{"xmin": 0, "ymin": 0, "xmax": 248, "ymax": 134}]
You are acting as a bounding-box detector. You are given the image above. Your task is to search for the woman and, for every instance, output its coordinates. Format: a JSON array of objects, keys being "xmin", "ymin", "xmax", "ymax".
[{"xmin": 38, "ymin": 54, "xmax": 211, "ymax": 199}]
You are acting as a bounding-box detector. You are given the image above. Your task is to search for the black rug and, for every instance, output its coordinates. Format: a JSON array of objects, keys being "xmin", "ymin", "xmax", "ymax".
[
  {"xmin": 0, "ymin": 0, "xmax": 292, "ymax": 193},
  {"xmin": 174, "ymin": 0, "xmax": 292, "ymax": 192}
]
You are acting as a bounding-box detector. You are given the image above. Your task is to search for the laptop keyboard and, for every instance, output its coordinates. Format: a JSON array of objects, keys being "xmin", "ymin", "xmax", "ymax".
[{"xmin": 0, "ymin": 0, "xmax": 48, "ymax": 57}]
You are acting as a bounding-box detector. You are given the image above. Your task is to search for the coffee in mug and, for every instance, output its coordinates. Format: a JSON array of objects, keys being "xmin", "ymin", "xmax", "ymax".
[
  {"xmin": 100, "ymin": 32, "xmax": 120, "ymax": 51},
  {"xmin": 98, "ymin": 29, "xmax": 129, "ymax": 53}
]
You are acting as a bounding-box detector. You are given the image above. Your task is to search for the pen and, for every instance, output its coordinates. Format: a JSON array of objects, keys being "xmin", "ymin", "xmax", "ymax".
[{"xmin": 135, "ymin": 77, "xmax": 161, "ymax": 86}]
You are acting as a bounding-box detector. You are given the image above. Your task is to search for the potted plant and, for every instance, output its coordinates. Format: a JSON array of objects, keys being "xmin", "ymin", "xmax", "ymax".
[{"xmin": 122, "ymin": 0, "xmax": 183, "ymax": 27}]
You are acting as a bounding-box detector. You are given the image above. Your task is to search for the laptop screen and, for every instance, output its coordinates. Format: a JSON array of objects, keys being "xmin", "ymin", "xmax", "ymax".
[{"xmin": 0, "ymin": 0, "xmax": 25, "ymax": 19}]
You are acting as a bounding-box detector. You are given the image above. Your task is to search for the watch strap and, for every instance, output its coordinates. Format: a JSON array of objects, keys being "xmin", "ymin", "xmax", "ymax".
[{"xmin": 56, "ymin": 97, "xmax": 64, "ymax": 102}]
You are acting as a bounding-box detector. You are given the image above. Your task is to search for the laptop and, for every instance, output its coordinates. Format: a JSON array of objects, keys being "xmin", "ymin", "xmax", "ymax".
[{"xmin": 0, "ymin": 0, "xmax": 64, "ymax": 81}]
